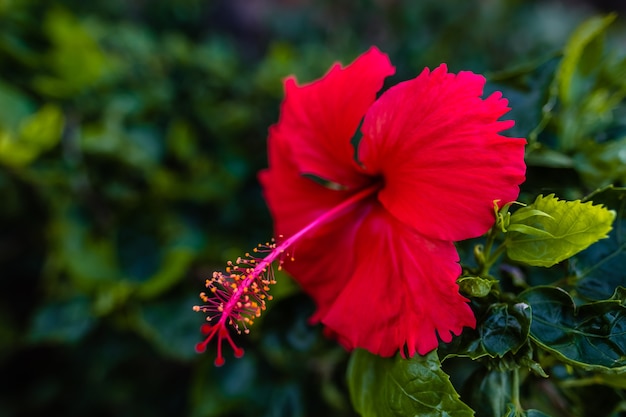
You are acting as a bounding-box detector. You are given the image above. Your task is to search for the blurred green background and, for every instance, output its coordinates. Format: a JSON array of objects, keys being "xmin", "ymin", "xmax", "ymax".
[{"xmin": 1, "ymin": 1, "xmax": 625, "ymax": 416}]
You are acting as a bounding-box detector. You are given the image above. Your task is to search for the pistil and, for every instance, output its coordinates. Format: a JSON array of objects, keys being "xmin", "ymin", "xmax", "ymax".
[{"xmin": 194, "ymin": 182, "xmax": 379, "ymax": 366}]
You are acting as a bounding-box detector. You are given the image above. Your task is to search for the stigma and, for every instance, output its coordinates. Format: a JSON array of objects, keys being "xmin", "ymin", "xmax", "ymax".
[{"xmin": 193, "ymin": 240, "xmax": 282, "ymax": 366}]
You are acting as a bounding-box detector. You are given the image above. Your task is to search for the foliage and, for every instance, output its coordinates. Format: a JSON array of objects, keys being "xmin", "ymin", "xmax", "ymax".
[{"xmin": 2, "ymin": 1, "xmax": 626, "ymax": 417}]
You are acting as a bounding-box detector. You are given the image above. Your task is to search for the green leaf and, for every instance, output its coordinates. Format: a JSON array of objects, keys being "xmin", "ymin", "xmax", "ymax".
[
  {"xmin": 0, "ymin": 104, "xmax": 64, "ymax": 167},
  {"xmin": 50, "ymin": 210, "xmax": 121, "ymax": 287},
  {"xmin": 557, "ymin": 13, "xmax": 616, "ymax": 105},
  {"xmin": 525, "ymin": 146, "xmax": 574, "ymax": 169},
  {"xmin": 347, "ymin": 349, "xmax": 474, "ymax": 417},
  {"xmin": 519, "ymin": 286, "xmax": 626, "ymax": 372},
  {"xmin": 135, "ymin": 221, "xmax": 203, "ymax": 299},
  {"xmin": 32, "ymin": 8, "xmax": 117, "ymax": 97},
  {"xmin": 506, "ymin": 194, "xmax": 615, "ymax": 267},
  {"xmin": 19, "ymin": 104, "xmax": 64, "ymax": 149},
  {"xmin": 573, "ymin": 138, "xmax": 626, "ymax": 188}
]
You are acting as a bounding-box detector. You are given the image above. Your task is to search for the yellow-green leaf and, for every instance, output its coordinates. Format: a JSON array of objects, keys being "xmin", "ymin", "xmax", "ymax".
[{"xmin": 506, "ymin": 194, "xmax": 615, "ymax": 267}]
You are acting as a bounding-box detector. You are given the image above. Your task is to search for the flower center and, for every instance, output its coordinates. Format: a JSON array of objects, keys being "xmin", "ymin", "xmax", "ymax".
[{"xmin": 193, "ymin": 182, "xmax": 380, "ymax": 366}]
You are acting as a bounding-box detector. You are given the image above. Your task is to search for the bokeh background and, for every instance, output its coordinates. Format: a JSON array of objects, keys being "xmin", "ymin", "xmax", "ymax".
[{"xmin": 1, "ymin": 1, "xmax": 625, "ymax": 416}]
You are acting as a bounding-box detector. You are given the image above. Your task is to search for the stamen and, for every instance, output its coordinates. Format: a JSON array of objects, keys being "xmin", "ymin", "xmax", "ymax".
[{"xmin": 193, "ymin": 183, "xmax": 380, "ymax": 366}]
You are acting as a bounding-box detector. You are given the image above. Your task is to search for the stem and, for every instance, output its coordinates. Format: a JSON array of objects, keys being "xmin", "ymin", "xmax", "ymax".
[
  {"xmin": 478, "ymin": 226, "xmax": 507, "ymax": 276},
  {"xmin": 511, "ymin": 369, "xmax": 521, "ymax": 411},
  {"xmin": 558, "ymin": 376, "xmax": 602, "ymax": 387},
  {"xmin": 484, "ymin": 244, "xmax": 507, "ymax": 272},
  {"xmin": 483, "ymin": 228, "xmax": 497, "ymax": 260}
]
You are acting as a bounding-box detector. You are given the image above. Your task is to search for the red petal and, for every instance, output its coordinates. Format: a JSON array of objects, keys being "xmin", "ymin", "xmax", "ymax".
[
  {"xmin": 319, "ymin": 203, "xmax": 475, "ymax": 357},
  {"xmin": 260, "ymin": 121, "xmax": 359, "ymax": 243},
  {"xmin": 260, "ymin": 57, "xmax": 379, "ymax": 315},
  {"xmin": 274, "ymin": 46, "xmax": 395, "ymax": 189},
  {"xmin": 260, "ymin": 119, "xmax": 372, "ymax": 320},
  {"xmin": 280, "ymin": 202, "xmax": 372, "ymax": 323},
  {"xmin": 359, "ymin": 64, "xmax": 526, "ymax": 241}
]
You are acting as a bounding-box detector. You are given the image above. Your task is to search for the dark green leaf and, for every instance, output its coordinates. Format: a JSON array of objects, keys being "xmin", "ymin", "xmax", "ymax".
[
  {"xmin": 572, "ymin": 186, "xmax": 626, "ymax": 300},
  {"xmin": 480, "ymin": 303, "xmax": 531, "ymax": 357},
  {"xmin": 525, "ymin": 410, "xmax": 553, "ymax": 417},
  {"xmin": 506, "ymin": 406, "xmax": 554, "ymax": 417},
  {"xmin": 520, "ymin": 286, "xmax": 626, "ymax": 372},
  {"xmin": 347, "ymin": 349, "xmax": 474, "ymax": 417}
]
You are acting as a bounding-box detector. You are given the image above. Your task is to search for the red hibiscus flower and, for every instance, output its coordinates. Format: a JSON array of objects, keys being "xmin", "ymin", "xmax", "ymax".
[{"xmin": 195, "ymin": 47, "xmax": 526, "ymax": 365}]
